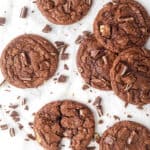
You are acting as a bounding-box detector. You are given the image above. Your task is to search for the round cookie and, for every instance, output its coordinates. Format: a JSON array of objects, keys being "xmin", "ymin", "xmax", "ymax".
[
  {"xmin": 36, "ymin": 0, "xmax": 92, "ymax": 25},
  {"xmin": 34, "ymin": 100, "xmax": 95, "ymax": 150},
  {"xmin": 94, "ymin": 0, "xmax": 150, "ymax": 53},
  {"xmin": 0, "ymin": 34, "xmax": 58, "ymax": 88},
  {"xmin": 100, "ymin": 121, "xmax": 150, "ymax": 150},
  {"xmin": 110, "ymin": 47, "xmax": 150, "ymax": 106},
  {"xmin": 77, "ymin": 34, "xmax": 117, "ymax": 90}
]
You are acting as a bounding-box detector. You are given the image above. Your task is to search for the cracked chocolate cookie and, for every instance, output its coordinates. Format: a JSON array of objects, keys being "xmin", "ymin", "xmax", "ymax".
[
  {"xmin": 110, "ymin": 47, "xmax": 150, "ymax": 106},
  {"xmin": 77, "ymin": 34, "xmax": 117, "ymax": 90},
  {"xmin": 34, "ymin": 100, "xmax": 95, "ymax": 150},
  {"xmin": 0, "ymin": 34, "xmax": 58, "ymax": 88},
  {"xmin": 36, "ymin": 0, "xmax": 92, "ymax": 25},
  {"xmin": 99, "ymin": 121, "xmax": 150, "ymax": 150},
  {"xmin": 94, "ymin": 0, "xmax": 150, "ymax": 53}
]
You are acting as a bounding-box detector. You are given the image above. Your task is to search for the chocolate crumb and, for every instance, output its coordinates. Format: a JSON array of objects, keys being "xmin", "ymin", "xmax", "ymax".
[
  {"xmin": 10, "ymin": 111, "xmax": 20, "ymax": 122},
  {"xmin": 58, "ymin": 75, "xmax": 68, "ymax": 83},
  {"xmin": 0, "ymin": 124, "xmax": 8, "ymax": 130},
  {"xmin": 99, "ymin": 119, "xmax": 104, "ymax": 124},
  {"xmin": 127, "ymin": 115, "xmax": 133, "ymax": 118},
  {"xmin": 9, "ymin": 104, "xmax": 18, "ymax": 109},
  {"xmin": 20, "ymin": 6, "xmax": 28, "ymax": 18},
  {"xmin": 0, "ymin": 17, "xmax": 6, "ymax": 26},
  {"xmin": 27, "ymin": 134, "xmax": 36, "ymax": 141},
  {"xmin": 93, "ymin": 96, "xmax": 102, "ymax": 106},
  {"xmin": 21, "ymin": 98, "xmax": 27, "ymax": 105},
  {"xmin": 82, "ymin": 84, "xmax": 89, "ymax": 90},
  {"xmin": 64, "ymin": 64, "xmax": 69, "ymax": 70},
  {"xmin": 55, "ymin": 41, "xmax": 68, "ymax": 51},
  {"xmin": 42, "ymin": 24, "xmax": 52, "ymax": 33},
  {"xmin": 9, "ymin": 128, "xmax": 15, "ymax": 137},
  {"xmin": 113, "ymin": 115, "xmax": 120, "ymax": 121},
  {"xmin": 88, "ymin": 99, "xmax": 92, "ymax": 103},
  {"xmin": 24, "ymin": 105, "xmax": 29, "ymax": 110},
  {"xmin": 96, "ymin": 105, "xmax": 103, "ymax": 117},
  {"xmin": 0, "ymin": 80, "xmax": 6, "ymax": 86},
  {"xmin": 18, "ymin": 123, "xmax": 24, "ymax": 130},
  {"xmin": 61, "ymin": 53, "xmax": 69, "ymax": 60}
]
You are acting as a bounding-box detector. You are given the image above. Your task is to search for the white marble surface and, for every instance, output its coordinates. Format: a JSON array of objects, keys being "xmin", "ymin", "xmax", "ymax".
[{"xmin": 0, "ymin": 0, "xmax": 150, "ymax": 149}]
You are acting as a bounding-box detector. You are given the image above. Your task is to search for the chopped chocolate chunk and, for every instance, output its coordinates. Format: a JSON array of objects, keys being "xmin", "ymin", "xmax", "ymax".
[
  {"xmin": 96, "ymin": 105, "xmax": 103, "ymax": 117},
  {"xmin": 9, "ymin": 128, "xmax": 15, "ymax": 137},
  {"xmin": 64, "ymin": 64, "xmax": 69, "ymax": 70},
  {"xmin": 55, "ymin": 41, "xmax": 68, "ymax": 51},
  {"xmin": 42, "ymin": 24, "xmax": 52, "ymax": 33},
  {"xmin": 0, "ymin": 17, "xmax": 6, "ymax": 26},
  {"xmin": 113, "ymin": 115, "xmax": 120, "ymax": 121},
  {"xmin": 20, "ymin": 6, "xmax": 28, "ymax": 18},
  {"xmin": 21, "ymin": 98, "xmax": 27, "ymax": 105},
  {"xmin": 127, "ymin": 115, "xmax": 132, "ymax": 118},
  {"xmin": 58, "ymin": 75, "xmax": 68, "ymax": 83},
  {"xmin": 99, "ymin": 120, "xmax": 104, "ymax": 124},
  {"xmin": 61, "ymin": 53, "xmax": 69, "ymax": 60},
  {"xmin": 82, "ymin": 84, "xmax": 90, "ymax": 90},
  {"xmin": 0, "ymin": 124, "xmax": 8, "ymax": 130},
  {"xmin": 75, "ymin": 35, "xmax": 84, "ymax": 44},
  {"xmin": 9, "ymin": 104, "xmax": 18, "ymax": 109},
  {"xmin": 27, "ymin": 134, "xmax": 36, "ymax": 141},
  {"xmin": 10, "ymin": 111, "xmax": 20, "ymax": 122},
  {"xmin": 24, "ymin": 105, "xmax": 29, "ymax": 110},
  {"xmin": 0, "ymin": 80, "xmax": 6, "ymax": 86},
  {"xmin": 93, "ymin": 96, "xmax": 102, "ymax": 106},
  {"xmin": 18, "ymin": 123, "xmax": 24, "ymax": 130}
]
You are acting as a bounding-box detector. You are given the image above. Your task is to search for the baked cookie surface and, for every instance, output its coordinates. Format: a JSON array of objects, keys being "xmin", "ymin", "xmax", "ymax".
[
  {"xmin": 34, "ymin": 100, "xmax": 95, "ymax": 150},
  {"xmin": 100, "ymin": 121, "xmax": 150, "ymax": 150},
  {"xmin": 36, "ymin": 0, "xmax": 92, "ymax": 25},
  {"xmin": 77, "ymin": 34, "xmax": 117, "ymax": 90},
  {"xmin": 110, "ymin": 47, "xmax": 150, "ymax": 106},
  {"xmin": 94, "ymin": 0, "xmax": 150, "ymax": 53},
  {"xmin": 0, "ymin": 34, "xmax": 58, "ymax": 88}
]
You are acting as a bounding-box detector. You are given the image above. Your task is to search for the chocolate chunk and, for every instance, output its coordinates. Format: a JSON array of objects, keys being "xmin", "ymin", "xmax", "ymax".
[
  {"xmin": 0, "ymin": 124, "xmax": 8, "ymax": 130},
  {"xmin": 0, "ymin": 17, "xmax": 6, "ymax": 26},
  {"xmin": 27, "ymin": 134, "xmax": 36, "ymax": 141},
  {"xmin": 58, "ymin": 75, "xmax": 68, "ymax": 83},
  {"xmin": 20, "ymin": 6, "xmax": 28, "ymax": 18},
  {"xmin": 42, "ymin": 24, "xmax": 52, "ymax": 33},
  {"xmin": 9, "ymin": 128, "xmax": 15, "ymax": 137}
]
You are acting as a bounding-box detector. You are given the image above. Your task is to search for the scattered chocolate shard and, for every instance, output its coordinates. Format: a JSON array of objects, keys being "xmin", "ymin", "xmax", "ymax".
[
  {"xmin": 113, "ymin": 115, "xmax": 120, "ymax": 121},
  {"xmin": 55, "ymin": 41, "xmax": 68, "ymax": 51},
  {"xmin": 64, "ymin": 64, "xmax": 69, "ymax": 70},
  {"xmin": 82, "ymin": 30, "xmax": 92, "ymax": 37},
  {"xmin": 127, "ymin": 114, "xmax": 132, "ymax": 118},
  {"xmin": 0, "ymin": 17, "xmax": 6, "ymax": 26},
  {"xmin": 24, "ymin": 105, "xmax": 29, "ymax": 110},
  {"xmin": 42, "ymin": 24, "xmax": 52, "ymax": 33},
  {"xmin": 82, "ymin": 84, "xmax": 89, "ymax": 90},
  {"xmin": 0, "ymin": 124, "xmax": 8, "ymax": 130},
  {"xmin": 20, "ymin": 6, "xmax": 28, "ymax": 18},
  {"xmin": 58, "ymin": 75, "xmax": 68, "ymax": 83},
  {"xmin": 18, "ymin": 123, "xmax": 24, "ymax": 130},
  {"xmin": 21, "ymin": 98, "xmax": 27, "ymax": 105},
  {"xmin": 61, "ymin": 53, "xmax": 69, "ymax": 60},
  {"xmin": 9, "ymin": 104, "xmax": 18, "ymax": 109},
  {"xmin": 10, "ymin": 111, "xmax": 20, "ymax": 122},
  {"xmin": 96, "ymin": 105, "xmax": 103, "ymax": 117},
  {"xmin": 0, "ymin": 80, "xmax": 6, "ymax": 86},
  {"xmin": 99, "ymin": 119, "xmax": 104, "ymax": 124},
  {"xmin": 27, "ymin": 134, "xmax": 36, "ymax": 141},
  {"xmin": 75, "ymin": 35, "xmax": 84, "ymax": 44},
  {"xmin": 93, "ymin": 96, "xmax": 102, "ymax": 106},
  {"xmin": 9, "ymin": 128, "xmax": 15, "ymax": 137}
]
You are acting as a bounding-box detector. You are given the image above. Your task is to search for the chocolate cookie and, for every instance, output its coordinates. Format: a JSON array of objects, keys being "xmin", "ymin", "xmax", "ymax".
[
  {"xmin": 94, "ymin": 0, "xmax": 150, "ymax": 53},
  {"xmin": 100, "ymin": 121, "xmax": 150, "ymax": 150},
  {"xmin": 0, "ymin": 34, "xmax": 58, "ymax": 88},
  {"xmin": 34, "ymin": 100, "xmax": 95, "ymax": 150},
  {"xmin": 77, "ymin": 34, "xmax": 117, "ymax": 90},
  {"xmin": 110, "ymin": 47, "xmax": 150, "ymax": 106},
  {"xmin": 36, "ymin": 0, "xmax": 92, "ymax": 25}
]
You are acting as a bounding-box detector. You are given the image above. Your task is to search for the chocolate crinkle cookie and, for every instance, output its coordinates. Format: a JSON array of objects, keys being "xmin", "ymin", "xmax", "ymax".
[
  {"xmin": 34, "ymin": 100, "xmax": 95, "ymax": 150},
  {"xmin": 99, "ymin": 121, "xmax": 150, "ymax": 150},
  {"xmin": 0, "ymin": 34, "xmax": 58, "ymax": 88},
  {"xmin": 94, "ymin": 0, "xmax": 150, "ymax": 53},
  {"xmin": 110, "ymin": 47, "xmax": 150, "ymax": 106},
  {"xmin": 77, "ymin": 34, "xmax": 117, "ymax": 90},
  {"xmin": 36, "ymin": 0, "xmax": 92, "ymax": 25}
]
